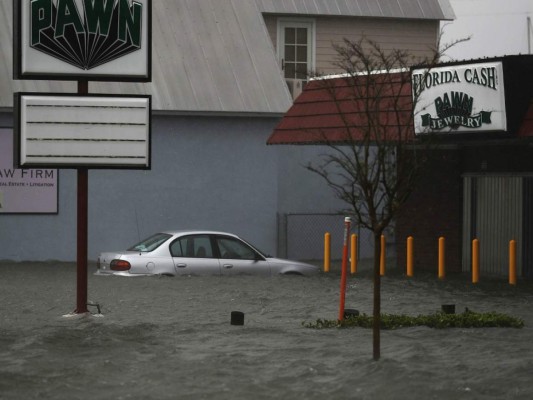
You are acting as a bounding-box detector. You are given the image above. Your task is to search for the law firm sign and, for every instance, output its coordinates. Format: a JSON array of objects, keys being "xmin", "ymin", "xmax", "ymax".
[
  {"xmin": 14, "ymin": 0, "xmax": 151, "ymax": 81},
  {"xmin": 412, "ymin": 62, "xmax": 506, "ymax": 135}
]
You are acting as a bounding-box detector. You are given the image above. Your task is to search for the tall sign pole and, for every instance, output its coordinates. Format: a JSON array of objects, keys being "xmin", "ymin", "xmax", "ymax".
[
  {"xmin": 14, "ymin": 0, "xmax": 153, "ymax": 315},
  {"xmin": 527, "ymin": 17, "xmax": 532, "ymax": 54},
  {"xmin": 76, "ymin": 80, "xmax": 89, "ymax": 314}
]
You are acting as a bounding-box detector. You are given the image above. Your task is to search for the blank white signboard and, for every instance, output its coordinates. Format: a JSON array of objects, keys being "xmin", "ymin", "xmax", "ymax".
[{"xmin": 17, "ymin": 94, "xmax": 151, "ymax": 168}]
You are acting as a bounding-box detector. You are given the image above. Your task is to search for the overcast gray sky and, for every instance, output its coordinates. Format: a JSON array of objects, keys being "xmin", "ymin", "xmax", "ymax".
[{"xmin": 440, "ymin": 0, "xmax": 533, "ymax": 60}]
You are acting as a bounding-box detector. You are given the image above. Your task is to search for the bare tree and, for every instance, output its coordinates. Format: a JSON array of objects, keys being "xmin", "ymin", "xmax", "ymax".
[{"xmin": 306, "ymin": 34, "xmax": 468, "ymax": 360}]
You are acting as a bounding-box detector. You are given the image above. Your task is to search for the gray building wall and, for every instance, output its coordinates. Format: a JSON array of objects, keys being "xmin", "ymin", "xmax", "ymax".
[
  {"xmin": 1, "ymin": 114, "xmax": 290, "ymax": 261},
  {"xmin": 0, "ymin": 112, "xmax": 381, "ymax": 263},
  {"xmin": 277, "ymin": 145, "xmax": 346, "ymax": 214},
  {"xmin": 276, "ymin": 145, "xmax": 376, "ymax": 261},
  {"xmin": 0, "ymin": 0, "xmax": 452, "ymax": 264},
  {"xmin": 263, "ymin": 15, "xmax": 440, "ymax": 76}
]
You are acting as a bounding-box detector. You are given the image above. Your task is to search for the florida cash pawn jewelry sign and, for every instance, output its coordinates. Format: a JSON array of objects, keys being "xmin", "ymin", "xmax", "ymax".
[
  {"xmin": 14, "ymin": 0, "xmax": 151, "ymax": 81},
  {"xmin": 412, "ymin": 62, "xmax": 506, "ymax": 135}
]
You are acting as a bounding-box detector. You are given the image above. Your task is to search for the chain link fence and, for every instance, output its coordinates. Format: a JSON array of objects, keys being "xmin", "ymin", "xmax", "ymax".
[{"xmin": 277, "ymin": 213, "xmax": 394, "ymax": 262}]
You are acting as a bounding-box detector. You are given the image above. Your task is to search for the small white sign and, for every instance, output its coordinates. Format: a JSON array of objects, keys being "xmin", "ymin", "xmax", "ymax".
[
  {"xmin": 0, "ymin": 128, "xmax": 58, "ymax": 214},
  {"xmin": 16, "ymin": 94, "xmax": 151, "ymax": 168},
  {"xmin": 15, "ymin": 0, "xmax": 151, "ymax": 81},
  {"xmin": 412, "ymin": 62, "xmax": 506, "ymax": 135}
]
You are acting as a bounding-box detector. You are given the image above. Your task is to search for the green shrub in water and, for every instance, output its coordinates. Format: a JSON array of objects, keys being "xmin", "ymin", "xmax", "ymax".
[{"xmin": 303, "ymin": 309, "xmax": 524, "ymax": 329}]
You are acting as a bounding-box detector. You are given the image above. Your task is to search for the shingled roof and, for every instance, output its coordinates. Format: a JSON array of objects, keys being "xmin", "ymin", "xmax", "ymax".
[
  {"xmin": 518, "ymin": 102, "xmax": 533, "ymax": 138},
  {"xmin": 267, "ymin": 71, "xmax": 415, "ymax": 144},
  {"xmin": 268, "ymin": 56, "xmax": 533, "ymax": 145}
]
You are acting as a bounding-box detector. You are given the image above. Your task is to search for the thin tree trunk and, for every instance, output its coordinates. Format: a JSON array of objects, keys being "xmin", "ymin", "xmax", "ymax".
[{"xmin": 373, "ymin": 231, "xmax": 381, "ymax": 361}]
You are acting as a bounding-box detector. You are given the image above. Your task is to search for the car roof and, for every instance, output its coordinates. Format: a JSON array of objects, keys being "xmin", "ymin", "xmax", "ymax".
[
  {"xmin": 155, "ymin": 230, "xmax": 266, "ymax": 256},
  {"xmin": 161, "ymin": 230, "xmax": 240, "ymax": 238}
]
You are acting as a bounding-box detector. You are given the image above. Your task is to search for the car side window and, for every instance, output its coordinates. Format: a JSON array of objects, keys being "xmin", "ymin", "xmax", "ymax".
[
  {"xmin": 170, "ymin": 235, "xmax": 213, "ymax": 258},
  {"xmin": 216, "ymin": 237, "xmax": 257, "ymax": 260}
]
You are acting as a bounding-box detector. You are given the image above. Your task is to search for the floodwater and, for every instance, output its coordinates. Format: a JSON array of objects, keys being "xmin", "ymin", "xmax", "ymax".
[{"xmin": 1, "ymin": 261, "xmax": 533, "ymax": 400}]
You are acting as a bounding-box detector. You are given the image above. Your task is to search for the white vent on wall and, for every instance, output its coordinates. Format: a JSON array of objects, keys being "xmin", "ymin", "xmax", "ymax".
[{"xmin": 285, "ymin": 79, "xmax": 306, "ymax": 100}]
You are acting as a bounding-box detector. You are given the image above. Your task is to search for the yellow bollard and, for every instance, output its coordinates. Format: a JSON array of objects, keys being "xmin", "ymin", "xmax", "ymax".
[
  {"xmin": 406, "ymin": 236, "xmax": 414, "ymax": 277},
  {"xmin": 438, "ymin": 236, "xmax": 445, "ymax": 279},
  {"xmin": 509, "ymin": 239, "xmax": 517, "ymax": 285},
  {"xmin": 350, "ymin": 234, "xmax": 358, "ymax": 274},
  {"xmin": 324, "ymin": 232, "xmax": 331, "ymax": 273},
  {"xmin": 380, "ymin": 234, "xmax": 386, "ymax": 276},
  {"xmin": 472, "ymin": 238, "xmax": 479, "ymax": 284}
]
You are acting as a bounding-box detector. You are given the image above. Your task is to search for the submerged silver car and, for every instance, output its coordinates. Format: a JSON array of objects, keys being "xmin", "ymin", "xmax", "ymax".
[{"xmin": 96, "ymin": 230, "xmax": 319, "ymax": 277}]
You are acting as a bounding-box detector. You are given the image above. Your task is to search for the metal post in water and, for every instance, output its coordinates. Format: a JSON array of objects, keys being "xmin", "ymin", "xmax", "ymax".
[
  {"xmin": 338, "ymin": 217, "xmax": 351, "ymax": 321},
  {"xmin": 380, "ymin": 234, "xmax": 386, "ymax": 276},
  {"xmin": 324, "ymin": 232, "xmax": 331, "ymax": 273},
  {"xmin": 350, "ymin": 234, "xmax": 357, "ymax": 274},
  {"xmin": 472, "ymin": 239, "xmax": 480, "ymax": 284},
  {"xmin": 509, "ymin": 240, "xmax": 517, "ymax": 285},
  {"xmin": 406, "ymin": 236, "xmax": 414, "ymax": 277},
  {"xmin": 438, "ymin": 237, "xmax": 445, "ymax": 279},
  {"xmin": 76, "ymin": 80, "xmax": 89, "ymax": 314}
]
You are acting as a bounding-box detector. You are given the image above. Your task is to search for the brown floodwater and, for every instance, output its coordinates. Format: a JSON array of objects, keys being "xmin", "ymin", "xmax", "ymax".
[{"xmin": 1, "ymin": 261, "xmax": 532, "ymax": 399}]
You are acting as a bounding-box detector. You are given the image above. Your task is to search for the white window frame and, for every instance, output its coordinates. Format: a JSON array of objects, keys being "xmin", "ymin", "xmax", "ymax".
[{"xmin": 276, "ymin": 18, "xmax": 316, "ymax": 78}]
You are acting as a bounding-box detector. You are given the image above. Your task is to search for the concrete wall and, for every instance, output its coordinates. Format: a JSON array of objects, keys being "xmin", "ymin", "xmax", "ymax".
[
  {"xmin": 1, "ymin": 112, "xmax": 374, "ymax": 263},
  {"xmin": 276, "ymin": 145, "xmax": 377, "ymax": 261},
  {"xmin": 1, "ymin": 114, "xmax": 285, "ymax": 261},
  {"xmin": 396, "ymin": 149, "xmax": 463, "ymax": 273},
  {"xmin": 276, "ymin": 145, "xmax": 346, "ymax": 214}
]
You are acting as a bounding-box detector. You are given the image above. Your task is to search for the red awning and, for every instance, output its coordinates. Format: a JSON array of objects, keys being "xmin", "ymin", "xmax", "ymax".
[
  {"xmin": 268, "ymin": 56, "xmax": 533, "ymax": 145},
  {"xmin": 267, "ymin": 72, "xmax": 415, "ymax": 145},
  {"xmin": 518, "ymin": 101, "xmax": 533, "ymax": 138}
]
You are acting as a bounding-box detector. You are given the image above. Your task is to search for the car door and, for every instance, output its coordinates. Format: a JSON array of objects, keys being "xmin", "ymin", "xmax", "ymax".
[
  {"xmin": 170, "ymin": 234, "xmax": 221, "ymax": 275},
  {"xmin": 215, "ymin": 235, "xmax": 271, "ymax": 276}
]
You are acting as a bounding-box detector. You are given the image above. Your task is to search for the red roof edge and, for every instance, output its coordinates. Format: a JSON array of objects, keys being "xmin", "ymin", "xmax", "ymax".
[
  {"xmin": 267, "ymin": 72, "xmax": 415, "ymax": 145},
  {"xmin": 518, "ymin": 101, "xmax": 533, "ymax": 138}
]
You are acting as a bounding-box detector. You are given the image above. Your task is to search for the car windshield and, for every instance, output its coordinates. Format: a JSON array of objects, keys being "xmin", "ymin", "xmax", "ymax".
[
  {"xmin": 128, "ymin": 233, "xmax": 172, "ymax": 252},
  {"xmin": 240, "ymin": 237, "xmax": 270, "ymax": 258}
]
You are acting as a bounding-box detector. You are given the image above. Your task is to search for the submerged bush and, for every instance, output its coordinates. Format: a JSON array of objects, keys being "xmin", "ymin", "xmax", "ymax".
[{"xmin": 303, "ymin": 310, "xmax": 524, "ymax": 329}]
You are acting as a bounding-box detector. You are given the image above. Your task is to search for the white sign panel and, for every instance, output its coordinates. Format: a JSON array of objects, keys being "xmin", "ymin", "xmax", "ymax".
[
  {"xmin": 16, "ymin": 94, "xmax": 151, "ymax": 168},
  {"xmin": 412, "ymin": 62, "xmax": 506, "ymax": 135},
  {"xmin": 0, "ymin": 129, "xmax": 58, "ymax": 214},
  {"xmin": 15, "ymin": 0, "xmax": 151, "ymax": 81}
]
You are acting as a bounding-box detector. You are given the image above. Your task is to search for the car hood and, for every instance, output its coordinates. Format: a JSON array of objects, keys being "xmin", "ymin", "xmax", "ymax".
[{"xmin": 265, "ymin": 257, "xmax": 319, "ymax": 272}]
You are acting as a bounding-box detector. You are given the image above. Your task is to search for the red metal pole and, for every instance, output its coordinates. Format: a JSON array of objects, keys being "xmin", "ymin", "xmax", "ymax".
[
  {"xmin": 76, "ymin": 167, "xmax": 89, "ymax": 313},
  {"xmin": 338, "ymin": 217, "xmax": 351, "ymax": 321},
  {"xmin": 76, "ymin": 80, "xmax": 89, "ymax": 314}
]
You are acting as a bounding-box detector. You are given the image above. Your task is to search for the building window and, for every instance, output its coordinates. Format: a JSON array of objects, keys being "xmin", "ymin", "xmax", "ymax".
[{"xmin": 277, "ymin": 19, "xmax": 315, "ymax": 80}]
